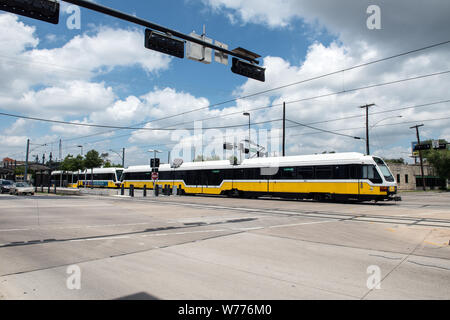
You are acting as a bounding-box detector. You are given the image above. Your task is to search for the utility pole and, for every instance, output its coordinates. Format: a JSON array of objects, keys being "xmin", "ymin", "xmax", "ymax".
[
  {"xmin": 359, "ymin": 104, "xmax": 375, "ymax": 155},
  {"xmin": 243, "ymin": 112, "xmax": 251, "ymax": 159},
  {"xmin": 282, "ymin": 102, "xmax": 286, "ymax": 157},
  {"xmin": 59, "ymin": 139, "xmax": 62, "ymax": 161},
  {"xmin": 410, "ymin": 124, "xmax": 427, "ymax": 191},
  {"xmin": 122, "ymin": 148, "xmax": 125, "ymax": 168},
  {"xmin": 24, "ymin": 139, "xmax": 30, "ymax": 183}
]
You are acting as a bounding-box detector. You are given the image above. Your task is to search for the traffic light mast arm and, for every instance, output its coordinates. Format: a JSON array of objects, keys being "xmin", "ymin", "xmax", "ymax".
[{"xmin": 62, "ymin": 0, "xmax": 260, "ymax": 65}]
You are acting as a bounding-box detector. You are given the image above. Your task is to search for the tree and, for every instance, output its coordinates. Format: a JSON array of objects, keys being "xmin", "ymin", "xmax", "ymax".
[
  {"xmin": 193, "ymin": 155, "xmax": 221, "ymax": 162},
  {"xmin": 73, "ymin": 155, "xmax": 85, "ymax": 171},
  {"xmin": 104, "ymin": 161, "xmax": 123, "ymax": 168},
  {"xmin": 84, "ymin": 150, "xmax": 103, "ymax": 188},
  {"xmin": 60, "ymin": 155, "xmax": 75, "ymax": 172},
  {"xmin": 425, "ymin": 149, "xmax": 450, "ymax": 189},
  {"xmin": 384, "ymin": 158, "xmax": 405, "ymax": 164}
]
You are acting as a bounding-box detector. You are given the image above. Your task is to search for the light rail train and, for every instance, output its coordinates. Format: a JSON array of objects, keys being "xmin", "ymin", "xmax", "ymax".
[
  {"xmin": 120, "ymin": 153, "xmax": 400, "ymax": 202},
  {"xmin": 51, "ymin": 168, "xmax": 123, "ymax": 188}
]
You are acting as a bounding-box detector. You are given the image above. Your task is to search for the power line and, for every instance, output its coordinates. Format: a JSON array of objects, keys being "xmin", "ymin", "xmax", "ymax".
[
  {"xmin": 288, "ymin": 114, "xmax": 450, "ymax": 138},
  {"xmin": 33, "ymin": 38, "xmax": 450, "ymax": 145},
  {"xmin": 117, "ymin": 38, "xmax": 450, "ymax": 127},
  {"xmin": 285, "ymin": 119, "xmax": 362, "ymax": 140},
  {"xmin": 0, "ymin": 111, "xmax": 282, "ymax": 131},
  {"xmin": 57, "ymin": 113, "xmax": 450, "ymax": 160},
  {"xmin": 59, "ymin": 69, "xmax": 450, "ymax": 145}
]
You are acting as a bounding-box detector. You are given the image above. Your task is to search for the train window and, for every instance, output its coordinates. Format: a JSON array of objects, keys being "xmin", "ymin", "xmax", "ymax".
[
  {"xmin": 186, "ymin": 170, "xmax": 198, "ymax": 186},
  {"xmin": 282, "ymin": 167, "xmax": 296, "ymax": 179},
  {"xmin": 207, "ymin": 170, "xmax": 223, "ymax": 186},
  {"xmin": 178, "ymin": 170, "xmax": 187, "ymax": 182},
  {"xmin": 246, "ymin": 168, "xmax": 260, "ymax": 180},
  {"xmin": 334, "ymin": 166, "xmax": 349, "ymax": 179},
  {"xmin": 223, "ymin": 169, "xmax": 234, "ymax": 180},
  {"xmin": 315, "ymin": 166, "xmax": 333, "ymax": 180},
  {"xmin": 349, "ymin": 165, "xmax": 361, "ymax": 179},
  {"xmin": 362, "ymin": 165, "xmax": 382, "ymax": 184},
  {"xmin": 159, "ymin": 171, "xmax": 171, "ymax": 180},
  {"xmin": 116, "ymin": 170, "xmax": 123, "ymax": 181},
  {"xmin": 297, "ymin": 166, "xmax": 314, "ymax": 179}
]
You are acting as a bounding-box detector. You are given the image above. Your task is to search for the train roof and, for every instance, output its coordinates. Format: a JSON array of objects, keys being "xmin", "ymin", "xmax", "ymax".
[
  {"xmin": 51, "ymin": 168, "xmax": 122, "ymax": 174},
  {"xmin": 123, "ymin": 153, "xmax": 375, "ymax": 172},
  {"xmin": 239, "ymin": 152, "xmax": 374, "ymax": 167}
]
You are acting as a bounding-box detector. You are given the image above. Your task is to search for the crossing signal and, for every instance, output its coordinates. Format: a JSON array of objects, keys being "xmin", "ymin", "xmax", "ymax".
[
  {"xmin": 145, "ymin": 28, "xmax": 184, "ymax": 59},
  {"xmin": 231, "ymin": 57, "xmax": 265, "ymax": 82},
  {"xmin": 0, "ymin": 0, "xmax": 60, "ymax": 24}
]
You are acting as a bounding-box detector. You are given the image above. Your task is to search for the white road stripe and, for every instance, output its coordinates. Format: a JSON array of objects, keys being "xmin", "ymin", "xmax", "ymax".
[
  {"xmin": 268, "ymin": 220, "xmax": 336, "ymax": 229},
  {"xmin": 70, "ymin": 236, "xmax": 130, "ymax": 242},
  {"xmin": 0, "ymin": 228, "xmax": 31, "ymax": 232},
  {"xmin": 141, "ymin": 229, "xmax": 227, "ymax": 237}
]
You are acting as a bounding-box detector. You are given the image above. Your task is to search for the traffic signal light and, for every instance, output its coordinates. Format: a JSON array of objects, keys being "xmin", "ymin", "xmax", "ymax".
[
  {"xmin": 223, "ymin": 143, "xmax": 234, "ymax": 150},
  {"xmin": 231, "ymin": 57, "xmax": 265, "ymax": 82},
  {"xmin": 150, "ymin": 158, "xmax": 160, "ymax": 168},
  {"xmin": 145, "ymin": 28, "xmax": 184, "ymax": 59},
  {"xmin": 0, "ymin": 0, "xmax": 60, "ymax": 24}
]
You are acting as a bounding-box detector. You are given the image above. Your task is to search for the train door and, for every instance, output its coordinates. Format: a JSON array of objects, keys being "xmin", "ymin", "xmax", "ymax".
[
  {"xmin": 262, "ymin": 167, "xmax": 278, "ymax": 195},
  {"xmin": 349, "ymin": 165, "xmax": 362, "ymax": 199}
]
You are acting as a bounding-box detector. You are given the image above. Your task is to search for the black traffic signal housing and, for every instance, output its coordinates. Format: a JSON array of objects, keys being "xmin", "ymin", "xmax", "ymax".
[
  {"xmin": 231, "ymin": 57, "xmax": 265, "ymax": 82},
  {"xmin": 145, "ymin": 28, "xmax": 184, "ymax": 59},
  {"xmin": 150, "ymin": 158, "xmax": 160, "ymax": 168},
  {"xmin": 0, "ymin": 0, "xmax": 60, "ymax": 24}
]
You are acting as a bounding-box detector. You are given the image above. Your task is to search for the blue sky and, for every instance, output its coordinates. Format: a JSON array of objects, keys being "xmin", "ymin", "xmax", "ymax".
[{"xmin": 1, "ymin": 0, "xmax": 449, "ymax": 165}]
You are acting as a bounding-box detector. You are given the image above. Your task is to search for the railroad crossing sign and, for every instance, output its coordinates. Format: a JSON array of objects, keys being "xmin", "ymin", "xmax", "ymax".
[{"xmin": 152, "ymin": 172, "xmax": 159, "ymax": 180}]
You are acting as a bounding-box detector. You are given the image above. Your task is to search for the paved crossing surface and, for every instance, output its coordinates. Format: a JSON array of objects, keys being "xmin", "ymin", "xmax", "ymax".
[{"xmin": 0, "ymin": 192, "xmax": 449, "ymax": 299}]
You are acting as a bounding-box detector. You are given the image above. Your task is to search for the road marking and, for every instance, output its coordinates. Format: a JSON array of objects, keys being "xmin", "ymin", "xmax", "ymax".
[
  {"xmin": 70, "ymin": 236, "xmax": 130, "ymax": 242},
  {"xmin": 0, "ymin": 228, "xmax": 31, "ymax": 232},
  {"xmin": 268, "ymin": 220, "xmax": 336, "ymax": 229},
  {"xmin": 423, "ymin": 241, "xmax": 445, "ymax": 247},
  {"xmin": 0, "ymin": 222, "xmax": 155, "ymax": 233},
  {"xmin": 141, "ymin": 229, "xmax": 227, "ymax": 237},
  {"xmin": 233, "ymin": 227, "xmax": 265, "ymax": 231}
]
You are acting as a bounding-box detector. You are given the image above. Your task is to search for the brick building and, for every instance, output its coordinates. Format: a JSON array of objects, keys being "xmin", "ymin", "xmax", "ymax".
[{"xmin": 388, "ymin": 163, "xmax": 446, "ymax": 191}]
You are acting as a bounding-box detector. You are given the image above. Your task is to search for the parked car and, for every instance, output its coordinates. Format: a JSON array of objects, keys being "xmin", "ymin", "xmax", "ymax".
[
  {"xmin": 9, "ymin": 182, "xmax": 34, "ymax": 196},
  {"xmin": 1, "ymin": 180, "xmax": 15, "ymax": 194}
]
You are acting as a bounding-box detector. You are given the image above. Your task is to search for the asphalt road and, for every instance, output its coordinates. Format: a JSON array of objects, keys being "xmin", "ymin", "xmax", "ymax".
[{"xmin": 0, "ymin": 191, "xmax": 449, "ymax": 300}]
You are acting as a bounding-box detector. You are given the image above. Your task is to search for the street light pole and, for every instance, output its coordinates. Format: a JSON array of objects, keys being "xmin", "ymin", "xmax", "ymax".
[
  {"xmin": 410, "ymin": 124, "xmax": 427, "ymax": 191},
  {"xmin": 24, "ymin": 139, "xmax": 30, "ymax": 183},
  {"xmin": 109, "ymin": 149, "xmax": 125, "ymax": 168},
  {"xmin": 359, "ymin": 104, "xmax": 375, "ymax": 155},
  {"xmin": 282, "ymin": 102, "xmax": 286, "ymax": 157},
  {"xmin": 243, "ymin": 112, "xmax": 251, "ymax": 159},
  {"xmin": 371, "ymin": 115, "xmax": 403, "ymax": 129}
]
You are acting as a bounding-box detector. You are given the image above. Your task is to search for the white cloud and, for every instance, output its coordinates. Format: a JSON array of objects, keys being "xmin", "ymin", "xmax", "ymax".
[{"xmin": 0, "ymin": 13, "xmax": 172, "ymax": 116}]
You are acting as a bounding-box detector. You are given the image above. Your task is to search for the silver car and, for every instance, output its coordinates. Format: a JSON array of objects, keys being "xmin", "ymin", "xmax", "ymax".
[
  {"xmin": 1, "ymin": 180, "xmax": 14, "ymax": 194},
  {"xmin": 10, "ymin": 182, "xmax": 35, "ymax": 196}
]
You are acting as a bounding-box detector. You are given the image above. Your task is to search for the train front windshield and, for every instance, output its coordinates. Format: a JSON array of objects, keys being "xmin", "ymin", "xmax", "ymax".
[{"xmin": 373, "ymin": 157, "xmax": 395, "ymax": 182}]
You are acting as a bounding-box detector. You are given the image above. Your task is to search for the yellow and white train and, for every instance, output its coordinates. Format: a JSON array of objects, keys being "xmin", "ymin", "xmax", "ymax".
[
  {"xmin": 120, "ymin": 153, "xmax": 400, "ymax": 202},
  {"xmin": 51, "ymin": 168, "xmax": 123, "ymax": 188}
]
